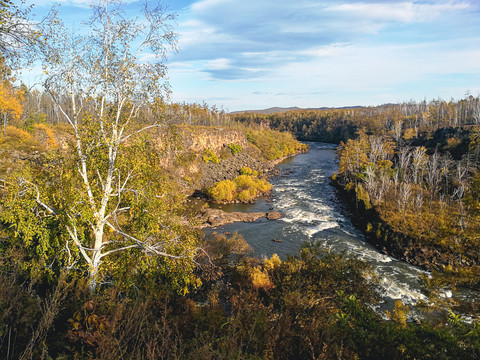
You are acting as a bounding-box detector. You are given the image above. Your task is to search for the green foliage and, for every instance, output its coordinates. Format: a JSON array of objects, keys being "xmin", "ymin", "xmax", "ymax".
[
  {"xmin": 206, "ymin": 179, "xmax": 236, "ymax": 202},
  {"xmin": 202, "ymin": 147, "xmax": 220, "ymax": 163},
  {"xmin": 240, "ymin": 166, "xmax": 259, "ymax": 176},
  {"xmin": 240, "ymin": 166, "xmax": 253, "ymax": 175},
  {"xmin": 206, "ymin": 174, "xmax": 273, "ymax": 202},
  {"xmin": 232, "ymin": 96, "xmax": 480, "ymax": 144},
  {"xmin": 227, "ymin": 142, "xmax": 242, "ymax": 155},
  {"xmin": 0, "ymin": 121, "xmax": 201, "ymax": 295},
  {"xmin": 0, "ymin": 168, "xmax": 67, "ymax": 282},
  {"xmin": 355, "ymin": 183, "xmax": 371, "ymax": 210},
  {"xmin": 335, "ymin": 129, "xmax": 480, "ymax": 293},
  {"xmin": 245, "ymin": 128, "xmax": 309, "ymax": 160},
  {"xmin": 23, "ymin": 112, "xmax": 47, "ymax": 132},
  {"xmin": 0, "ymin": 242, "xmax": 479, "ymax": 359}
]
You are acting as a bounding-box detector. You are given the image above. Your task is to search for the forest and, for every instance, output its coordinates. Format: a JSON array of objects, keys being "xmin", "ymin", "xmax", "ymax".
[{"xmin": 1, "ymin": 0, "xmax": 480, "ymax": 359}]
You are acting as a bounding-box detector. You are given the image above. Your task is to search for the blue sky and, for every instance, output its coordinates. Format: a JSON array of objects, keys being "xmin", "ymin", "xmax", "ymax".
[{"xmin": 27, "ymin": 0, "xmax": 480, "ymax": 111}]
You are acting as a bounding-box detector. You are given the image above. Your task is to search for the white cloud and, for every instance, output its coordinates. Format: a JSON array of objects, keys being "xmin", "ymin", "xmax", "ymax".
[
  {"xmin": 325, "ymin": 2, "xmax": 471, "ymax": 23},
  {"xmin": 299, "ymin": 43, "xmax": 351, "ymax": 58},
  {"xmin": 28, "ymin": 0, "xmax": 141, "ymax": 6},
  {"xmin": 32, "ymin": 0, "xmax": 480, "ymax": 109},
  {"xmin": 190, "ymin": 0, "xmax": 234, "ymax": 12},
  {"xmin": 206, "ymin": 58, "xmax": 231, "ymax": 70}
]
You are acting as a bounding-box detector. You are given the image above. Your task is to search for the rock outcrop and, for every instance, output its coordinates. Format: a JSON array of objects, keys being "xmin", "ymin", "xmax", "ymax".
[
  {"xmin": 195, "ymin": 208, "xmax": 282, "ymax": 228},
  {"xmin": 197, "ymin": 152, "xmax": 273, "ymax": 190},
  {"xmin": 179, "ymin": 127, "xmax": 249, "ymax": 153}
]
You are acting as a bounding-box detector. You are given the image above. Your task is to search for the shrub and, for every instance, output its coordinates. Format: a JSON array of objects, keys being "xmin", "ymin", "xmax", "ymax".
[
  {"xmin": 206, "ymin": 232, "xmax": 252, "ymax": 263},
  {"xmin": 23, "ymin": 112, "xmax": 47, "ymax": 132},
  {"xmin": 245, "ymin": 128, "xmax": 309, "ymax": 160},
  {"xmin": 0, "ymin": 126, "xmax": 38, "ymax": 154},
  {"xmin": 206, "ymin": 175, "xmax": 273, "ymax": 202},
  {"xmin": 227, "ymin": 143, "xmax": 242, "ymax": 155},
  {"xmin": 3, "ymin": 125, "xmax": 33, "ymax": 142},
  {"xmin": 251, "ymin": 266, "xmax": 274, "ymax": 290},
  {"xmin": 207, "ymin": 180, "xmax": 236, "ymax": 202},
  {"xmin": 237, "ymin": 188, "xmax": 256, "ymax": 202},
  {"xmin": 203, "ymin": 148, "xmax": 220, "ymax": 163},
  {"xmin": 34, "ymin": 123, "xmax": 58, "ymax": 149},
  {"xmin": 263, "ymin": 253, "xmax": 281, "ymax": 272},
  {"xmin": 233, "ymin": 174, "xmax": 256, "ymax": 189},
  {"xmin": 240, "ymin": 166, "xmax": 253, "ymax": 175}
]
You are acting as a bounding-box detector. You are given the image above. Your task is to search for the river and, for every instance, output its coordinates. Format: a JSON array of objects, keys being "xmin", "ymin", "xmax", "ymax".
[{"xmin": 204, "ymin": 142, "xmax": 456, "ymax": 313}]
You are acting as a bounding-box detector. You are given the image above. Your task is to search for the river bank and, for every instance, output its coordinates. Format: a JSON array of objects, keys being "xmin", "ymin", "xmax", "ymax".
[
  {"xmin": 330, "ymin": 179, "xmax": 465, "ymax": 272},
  {"xmin": 200, "ymin": 143, "xmax": 446, "ymax": 312}
]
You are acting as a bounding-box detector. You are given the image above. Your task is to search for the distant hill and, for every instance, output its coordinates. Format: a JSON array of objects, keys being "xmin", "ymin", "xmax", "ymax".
[{"xmin": 230, "ymin": 106, "xmax": 363, "ymax": 115}]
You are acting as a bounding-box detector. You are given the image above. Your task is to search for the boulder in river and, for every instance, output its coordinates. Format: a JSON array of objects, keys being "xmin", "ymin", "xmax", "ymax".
[
  {"xmin": 196, "ymin": 208, "xmax": 282, "ymax": 228},
  {"xmin": 266, "ymin": 211, "xmax": 282, "ymax": 220}
]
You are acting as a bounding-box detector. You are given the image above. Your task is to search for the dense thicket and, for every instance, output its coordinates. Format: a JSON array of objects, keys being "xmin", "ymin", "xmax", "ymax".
[
  {"xmin": 332, "ymin": 123, "xmax": 480, "ymax": 293},
  {"xmin": 2, "ymin": 241, "xmax": 480, "ymax": 359}
]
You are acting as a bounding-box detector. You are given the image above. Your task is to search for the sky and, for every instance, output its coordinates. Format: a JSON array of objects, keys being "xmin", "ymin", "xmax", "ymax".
[{"xmin": 26, "ymin": 0, "xmax": 480, "ymax": 112}]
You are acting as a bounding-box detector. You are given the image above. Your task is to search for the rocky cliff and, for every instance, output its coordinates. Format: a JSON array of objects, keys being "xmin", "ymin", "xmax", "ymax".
[
  {"xmin": 179, "ymin": 126, "xmax": 249, "ymax": 153},
  {"xmin": 165, "ymin": 126, "xmax": 283, "ymax": 193},
  {"xmin": 0, "ymin": 124, "xmax": 298, "ymax": 197}
]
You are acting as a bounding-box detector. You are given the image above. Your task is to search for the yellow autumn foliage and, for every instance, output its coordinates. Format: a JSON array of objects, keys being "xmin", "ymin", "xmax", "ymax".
[
  {"xmin": 0, "ymin": 81, "xmax": 23, "ymax": 124},
  {"xmin": 207, "ymin": 179, "xmax": 236, "ymax": 202},
  {"xmin": 34, "ymin": 123, "xmax": 58, "ymax": 149},
  {"xmin": 263, "ymin": 253, "xmax": 281, "ymax": 272},
  {"xmin": 251, "ymin": 266, "xmax": 274, "ymax": 290},
  {"xmin": 386, "ymin": 299, "xmax": 410, "ymax": 328},
  {"xmin": 3, "ymin": 126, "xmax": 33, "ymax": 142},
  {"xmin": 207, "ymin": 175, "xmax": 273, "ymax": 203}
]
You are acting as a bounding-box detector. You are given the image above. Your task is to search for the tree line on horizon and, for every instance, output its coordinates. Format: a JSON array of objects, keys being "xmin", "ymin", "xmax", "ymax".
[{"xmin": 231, "ymin": 96, "xmax": 480, "ymax": 144}]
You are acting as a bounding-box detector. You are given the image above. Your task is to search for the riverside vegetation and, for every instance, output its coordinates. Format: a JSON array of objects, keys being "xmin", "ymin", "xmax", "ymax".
[
  {"xmin": 236, "ymin": 98, "xmax": 480, "ymax": 309},
  {"xmin": 1, "ymin": 0, "xmax": 480, "ymax": 359}
]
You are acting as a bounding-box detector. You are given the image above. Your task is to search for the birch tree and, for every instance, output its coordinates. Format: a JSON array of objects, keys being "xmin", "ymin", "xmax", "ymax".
[{"xmin": 1, "ymin": 0, "xmax": 201, "ymax": 292}]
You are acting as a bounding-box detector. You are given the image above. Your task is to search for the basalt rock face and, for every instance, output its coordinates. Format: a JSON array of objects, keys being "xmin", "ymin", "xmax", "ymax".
[
  {"xmin": 195, "ymin": 208, "xmax": 283, "ymax": 228},
  {"xmin": 197, "ymin": 152, "xmax": 272, "ymax": 190},
  {"xmin": 179, "ymin": 127, "xmax": 249, "ymax": 154},
  {"xmin": 172, "ymin": 127, "xmax": 282, "ymax": 193},
  {"xmin": 155, "ymin": 126, "xmax": 274, "ymax": 193}
]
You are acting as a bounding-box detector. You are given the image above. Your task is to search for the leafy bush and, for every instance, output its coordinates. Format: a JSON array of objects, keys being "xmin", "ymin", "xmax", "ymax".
[
  {"xmin": 240, "ymin": 166, "xmax": 259, "ymax": 176},
  {"xmin": 205, "ymin": 232, "xmax": 252, "ymax": 264},
  {"xmin": 23, "ymin": 112, "xmax": 47, "ymax": 132},
  {"xmin": 202, "ymin": 148, "xmax": 220, "ymax": 163},
  {"xmin": 206, "ymin": 179, "xmax": 236, "ymax": 202},
  {"xmin": 1, "ymin": 125, "xmax": 34, "ymax": 145},
  {"xmin": 245, "ymin": 128, "xmax": 309, "ymax": 160},
  {"xmin": 237, "ymin": 188, "xmax": 257, "ymax": 202},
  {"xmin": 227, "ymin": 143, "xmax": 242, "ymax": 155},
  {"xmin": 206, "ymin": 175, "xmax": 273, "ymax": 202},
  {"xmin": 240, "ymin": 166, "xmax": 253, "ymax": 175}
]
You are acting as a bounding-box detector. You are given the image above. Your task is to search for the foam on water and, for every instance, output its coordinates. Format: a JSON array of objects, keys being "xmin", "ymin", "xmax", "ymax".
[
  {"xmin": 270, "ymin": 148, "xmax": 431, "ymax": 305},
  {"xmin": 378, "ymin": 276, "xmax": 428, "ymax": 304},
  {"xmin": 358, "ymin": 248, "xmax": 394, "ymax": 263},
  {"xmin": 280, "ymin": 208, "xmax": 332, "ymax": 224},
  {"xmin": 303, "ymin": 222, "xmax": 340, "ymax": 237},
  {"xmin": 209, "ymin": 143, "xmax": 455, "ymax": 309}
]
